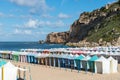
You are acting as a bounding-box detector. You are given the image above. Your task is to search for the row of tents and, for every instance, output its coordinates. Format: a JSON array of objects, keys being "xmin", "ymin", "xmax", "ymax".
[
  {"xmin": 0, "ymin": 51, "xmax": 118, "ymax": 74},
  {"xmin": 0, "ymin": 60, "xmax": 26, "ymax": 80}
]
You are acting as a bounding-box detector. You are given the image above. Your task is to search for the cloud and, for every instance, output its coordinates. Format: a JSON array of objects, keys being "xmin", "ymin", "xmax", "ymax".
[
  {"xmin": 14, "ymin": 29, "xmax": 32, "ymax": 35},
  {"xmin": 39, "ymin": 20, "xmax": 67, "ymax": 27},
  {"xmin": 25, "ymin": 19, "xmax": 39, "ymax": 28},
  {"xmin": 9, "ymin": 0, "xmax": 51, "ymax": 14},
  {"xmin": 14, "ymin": 19, "xmax": 39, "ymax": 29},
  {"xmin": 0, "ymin": 23, "xmax": 3, "ymax": 26},
  {"xmin": 61, "ymin": 0, "xmax": 68, "ymax": 6},
  {"xmin": 58, "ymin": 13, "xmax": 71, "ymax": 19},
  {"xmin": 15, "ymin": 19, "xmax": 67, "ymax": 29},
  {"xmin": 40, "ymin": 14, "xmax": 53, "ymax": 18},
  {"xmin": 0, "ymin": 12, "xmax": 4, "ymax": 17},
  {"xmin": 0, "ymin": 12, "xmax": 16, "ymax": 18},
  {"xmin": 19, "ymin": 15, "xmax": 32, "ymax": 18}
]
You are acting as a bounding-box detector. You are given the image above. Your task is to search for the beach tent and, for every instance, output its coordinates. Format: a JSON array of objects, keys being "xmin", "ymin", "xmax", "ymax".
[
  {"xmin": 57, "ymin": 53, "xmax": 66, "ymax": 68},
  {"xmin": 95, "ymin": 56, "xmax": 110, "ymax": 74},
  {"xmin": 35, "ymin": 53, "xmax": 41, "ymax": 64},
  {"xmin": 0, "ymin": 51, "xmax": 12, "ymax": 59},
  {"xmin": 19, "ymin": 52, "xmax": 28, "ymax": 62},
  {"xmin": 63, "ymin": 54, "xmax": 71, "ymax": 68},
  {"xmin": 73, "ymin": 54, "xmax": 79, "ymax": 68},
  {"xmin": 0, "ymin": 60, "xmax": 7, "ymax": 80},
  {"xmin": 81, "ymin": 55, "xmax": 91, "ymax": 71},
  {"xmin": 36, "ymin": 53, "xmax": 48, "ymax": 65},
  {"xmin": 68, "ymin": 54, "xmax": 79, "ymax": 69},
  {"xmin": 27, "ymin": 53, "xmax": 37, "ymax": 63},
  {"xmin": 0, "ymin": 60, "xmax": 7, "ymax": 67},
  {"xmin": 75, "ymin": 54, "xmax": 85, "ymax": 71},
  {"xmin": 48, "ymin": 53, "xmax": 53, "ymax": 66},
  {"xmin": 12, "ymin": 52, "xmax": 20, "ymax": 62},
  {"xmin": 0, "ymin": 62, "xmax": 27, "ymax": 80},
  {"xmin": 88, "ymin": 55, "xmax": 99, "ymax": 73},
  {"xmin": 108, "ymin": 56, "xmax": 118, "ymax": 73},
  {"xmin": 56, "ymin": 53, "xmax": 62, "ymax": 67},
  {"xmin": 52, "ymin": 53, "xmax": 58, "ymax": 67}
]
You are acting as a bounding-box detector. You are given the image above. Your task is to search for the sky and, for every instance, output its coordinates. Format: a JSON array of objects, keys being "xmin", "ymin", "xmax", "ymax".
[{"xmin": 0, "ymin": 0, "xmax": 116, "ymax": 41}]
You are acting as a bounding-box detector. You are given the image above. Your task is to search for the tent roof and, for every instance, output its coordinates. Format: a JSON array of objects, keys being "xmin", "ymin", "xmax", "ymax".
[
  {"xmin": 89, "ymin": 55, "xmax": 99, "ymax": 61},
  {"xmin": 3, "ymin": 62, "xmax": 27, "ymax": 71},
  {"xmin": 82, "ymin": 55, "xmax": 91, "ymax": 61},
  {"xmin": 75, "ymin": 54, "xmax": 85, "ymax": 60},
  {"xmin": 3, "ymin": 62, "xmax": 16, "ymax": 68},
  {"xmin": 12, "ymin": 51, "xmax": 20, "ymax": 55},
  {"xmin": 0, "ymin": 60, "xmax": 7, "ymax": 67},
  {"xmin": 27, "ymin": 53, "xmax": 37, "ymax": 56},
  {"xmin": 107, "ymin": 56, "xmax": 116, "ymax": 61},
  {"xmin": 95, "ymin": 56, "xmax": 107, "ymax": 62}
]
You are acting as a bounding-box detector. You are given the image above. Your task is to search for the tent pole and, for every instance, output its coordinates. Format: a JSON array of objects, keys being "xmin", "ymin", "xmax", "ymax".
[
  {"xmin": 29, "ymin": 66, "xmax": 32, "ymax": 80},
  {"xmin": 77, "ymin": 60, "xmax": 80, "ymax": 73},
  {"xmin": 23, "ymin": 66, "xmax": 26, "ymax": 80},
  {"xmin": 85, "ymin": 62, "xmax": 88, "ymax": 74},
  {"xmin": 18, "ymin": 65, "xmax": 21, "ymax": 78},
  {"xmin": 2, "ymin": 67, "xmax": 4, "ymax": 80}
]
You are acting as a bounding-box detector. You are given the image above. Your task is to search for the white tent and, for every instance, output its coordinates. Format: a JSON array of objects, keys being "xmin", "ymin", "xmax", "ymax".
[
  {"xmin": 95, "ymin": 56, "xmax": 110, "ymax": 74},
  {"xmin": 0, "ymin": 62, "xmax": 27, "ymax": 80},
  {"xmin": 0, "ymin": 68, "xmax": 2, "ymax": 80},
  {"xmin": 108, "ymin": 56, "xmax": 118, "ymax": 73}
]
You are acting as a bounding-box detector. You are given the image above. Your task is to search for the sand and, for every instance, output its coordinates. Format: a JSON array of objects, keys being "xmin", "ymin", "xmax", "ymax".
[{"xmin": 5, "ymin": 60, "xmax": 119, "ymax": 80}]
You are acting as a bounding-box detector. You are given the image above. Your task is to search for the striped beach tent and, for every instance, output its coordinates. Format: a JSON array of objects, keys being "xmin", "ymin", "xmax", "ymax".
[
  {"xmin": 75, "ymin": 54, "xmax": 85, "ymax": 71},
  {"xmin": 81, "ymin": 55, "xmax": 91, "ymax": 72},
  {"xmin": 88, "ymin": 55, "xmax": 99, "ymax": 73},
  {"xmin": 0, "ymin": 62, "xmax": 27, "ymax": 80},
  {"xmin": 12, "ymin": 51, "xmax": 20, "ymax": 62}
]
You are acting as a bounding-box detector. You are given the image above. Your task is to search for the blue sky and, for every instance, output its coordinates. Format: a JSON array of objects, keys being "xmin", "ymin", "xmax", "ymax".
[{"xmin": 0, "ymin": 0, "xmax": 116, "ymax": 41}]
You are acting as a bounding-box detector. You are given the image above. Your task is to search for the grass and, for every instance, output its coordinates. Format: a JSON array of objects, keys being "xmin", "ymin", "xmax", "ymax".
[{"xmin": 86, "ymin": 13, "xmax": 120, "ymax": 42}]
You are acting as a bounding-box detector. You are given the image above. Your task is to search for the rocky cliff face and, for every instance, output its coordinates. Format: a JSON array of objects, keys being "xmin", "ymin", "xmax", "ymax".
[
  {"xmin": 46, "ymin": 2, "xmax": 120, "ymax": 46},
  {"xmin": 46, "ymin": 32, "xmax": 69, "ymax": 44}
]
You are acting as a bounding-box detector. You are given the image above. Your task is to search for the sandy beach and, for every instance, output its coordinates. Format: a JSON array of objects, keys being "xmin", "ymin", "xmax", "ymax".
[{"xmin": 7, "ymin": 60, "xmax": 120, "ymax": 80}]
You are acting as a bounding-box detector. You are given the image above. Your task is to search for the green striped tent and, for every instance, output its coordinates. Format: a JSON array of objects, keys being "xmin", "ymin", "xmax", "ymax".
[
  {"xmin": 88, "ymin": 55, "xmax": 99, "ymax": 73},
  {"xmin": 12, "ymin": 52, "xmax": 20, "ymax": 61},
  {"xmin": 75, "ymin": 54, "xmax": 85, "ymax": 71}
]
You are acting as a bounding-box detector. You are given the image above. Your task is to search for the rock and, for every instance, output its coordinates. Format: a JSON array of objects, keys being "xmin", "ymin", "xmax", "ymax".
[
  {"xmin": 46, "ymin": 1, "xmax": 120, "ymax": 46},
  {"xmin": 46, "ymin": 32, "xmax": 69, "ymax": 44},
  {"xmin": 116, "ymin": 37, "xmax": 120, "ymax": 46}
]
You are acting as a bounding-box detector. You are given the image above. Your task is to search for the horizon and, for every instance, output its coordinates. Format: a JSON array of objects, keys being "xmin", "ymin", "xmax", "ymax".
[{"xmin": 0, "ymin": 0, "xmax": 116, "ymax": 41}]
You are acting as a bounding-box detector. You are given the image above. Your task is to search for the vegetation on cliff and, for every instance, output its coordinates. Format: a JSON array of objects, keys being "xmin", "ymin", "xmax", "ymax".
[
  {"xmin": 87, "ymin": 13, "xmax": 120, "ymax": 42},
  {"xmin": 46, "ymin": 1, "xmax": 120, "ymax": 46}
]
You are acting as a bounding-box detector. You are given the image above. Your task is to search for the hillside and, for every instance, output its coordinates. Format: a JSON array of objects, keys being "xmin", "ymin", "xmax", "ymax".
[{"xmin": 46, "ymin": 1, "xmax": 120, "ymax": 46}]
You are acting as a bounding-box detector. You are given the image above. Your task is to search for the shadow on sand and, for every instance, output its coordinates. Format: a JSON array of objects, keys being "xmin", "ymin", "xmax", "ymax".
[{"xmin": 17, "ymin": 78, "xmax": 24, "ymax": 80}]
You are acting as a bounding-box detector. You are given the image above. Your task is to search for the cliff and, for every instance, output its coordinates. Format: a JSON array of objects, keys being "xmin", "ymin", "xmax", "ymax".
[
  {"xmin": 46, "ymin": 1, "xmax": 120, "ymax": 46},
  {"xmin": 46, "ymin": 32, "xmax": 69, "ymax": 44}
]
